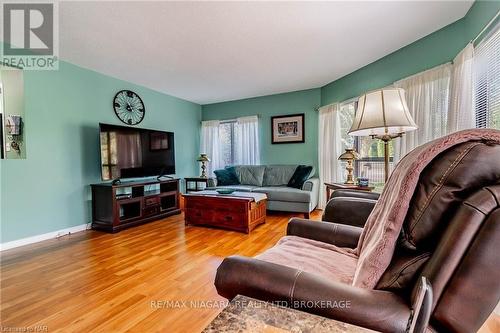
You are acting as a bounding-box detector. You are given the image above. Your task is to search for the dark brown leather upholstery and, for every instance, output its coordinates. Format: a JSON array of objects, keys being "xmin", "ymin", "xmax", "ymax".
[
  {"xmin": 330, "ymin": 189, "xmax": 381, "ymax": 201},
  {"xmin": 322, "ymin": 197, "xmax": 377, "ymax": 227},
  {"xmin": 422, "ymin": 186, "xmax": 500, "ymax": 333},
  {"xmin": 215, "ymin": 139, "xmax": 500, "ymax": 333},
  {"xmin": 377, "ymin": 141, "xmax": 500, "ymax": 295},
  {"xmin": 287, "ymin": 218, "xmax": 363, "ymax": 248},
  {"xmin": 216, "ymin": 255, "xmax": 410, "ymax": 333},
  {"xmin": 403, "ymin": 141, "xmax": 500, "ymax": 250},
  {"xmin": 322, "ymin": 189, "xmax": 379, "ymax": 226}
]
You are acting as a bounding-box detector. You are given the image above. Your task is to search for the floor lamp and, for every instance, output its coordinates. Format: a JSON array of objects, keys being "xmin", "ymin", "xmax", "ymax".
[{"xmin": 348, "ymin": 88, "xmax": 417, "ymax": 182}]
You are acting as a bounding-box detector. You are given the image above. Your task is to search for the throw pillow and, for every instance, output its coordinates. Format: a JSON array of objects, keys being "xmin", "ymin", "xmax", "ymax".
[
  {"xmin": 287, "ymin": 165, "xmax": 313, "ymax": 189},
  {"xmin": 214, "ymin": 167, "xmax": 240, "ymax": 186}
]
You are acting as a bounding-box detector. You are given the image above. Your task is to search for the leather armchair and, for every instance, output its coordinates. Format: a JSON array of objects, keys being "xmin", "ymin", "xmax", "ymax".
[
  {"xmin": 215, "ymin": 140, "xmax": 500, "ymax": 333},
  {"xmin": 322, "ymin": 189, "xmax": 379, "ymax": 227}
]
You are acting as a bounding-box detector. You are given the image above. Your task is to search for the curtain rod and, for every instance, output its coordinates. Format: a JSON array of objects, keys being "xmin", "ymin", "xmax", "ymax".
[
  {"xmin": 200, "ymin": 114, "xmax": 261, "ymax": 124},
  {"xmin": 472, "ymin": 10, "xmax": 500, "ymax": 44}
]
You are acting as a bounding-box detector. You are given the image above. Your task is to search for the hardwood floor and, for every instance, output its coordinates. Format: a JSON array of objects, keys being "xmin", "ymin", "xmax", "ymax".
[
  {"xmin": 0, "ymin": 210, "xmax": 322, "ymax": 333},
  {"xmin": 1, "ymin": 210, "xmax": 497, "ymax": 333}
]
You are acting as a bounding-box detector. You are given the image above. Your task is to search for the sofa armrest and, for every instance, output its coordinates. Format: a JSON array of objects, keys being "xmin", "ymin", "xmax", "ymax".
[
  {"xmin": 322, "ymin": 197, "xmax": 376, "ymax": 227},
  {"xmin": 302, "ymin": 178, "xmax": 319, "ymax": 211},
  {"xmin": 287, "ymin": 218, "xmax": 362, "ymax": 248},
  {"xmin": 302, "ymin": 177, "xmax": 319, "ymax": 192},
  {"xmin": 215, "ymin": 256, "xmax": 410, "ymax": 333}
]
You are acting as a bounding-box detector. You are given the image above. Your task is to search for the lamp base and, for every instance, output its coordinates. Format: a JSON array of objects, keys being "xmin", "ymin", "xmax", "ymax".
[
  {"xmin": 200, "ymin": 161, "xmax": 207, "ymax": 178},
  {"xmin": 370, "ymin": 133, "xmax": 402, "ymax": 182}
]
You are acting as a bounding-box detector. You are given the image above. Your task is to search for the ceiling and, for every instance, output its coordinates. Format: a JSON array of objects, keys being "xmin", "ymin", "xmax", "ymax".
[{"xmin": 58, "ymin": 1, "xmax": 473, "ymax": 105}]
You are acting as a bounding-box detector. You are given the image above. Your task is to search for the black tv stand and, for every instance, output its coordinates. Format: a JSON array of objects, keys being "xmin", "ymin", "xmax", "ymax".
[{"xmin": 90, "ymin": 178, "xmax": 181, "ymax": 233}]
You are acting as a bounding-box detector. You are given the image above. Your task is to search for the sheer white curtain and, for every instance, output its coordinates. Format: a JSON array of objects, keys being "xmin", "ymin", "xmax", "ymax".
[
  {"xmin": 318, "ymin": 103, "xmax": 342, "ymax": 209},
  {"xmin": 448, "ymin": 43, "xmax": 475, "ymax": 132},
  {"xmin": 200, "ymin": 120, "xmax": 223, "ymax": 176},
  {"xmin": 234, "ymin": 115, "xmax": 260, "ymax": 165},
  {"xmin": 393, "ymin": 63, "xmax": 452, "ymax": 162}
]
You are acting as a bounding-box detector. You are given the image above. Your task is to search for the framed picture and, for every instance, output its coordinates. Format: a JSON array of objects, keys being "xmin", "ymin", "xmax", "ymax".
[
  {"xmin": 271, "ymin": 113, "xmax": 305, "ymax": 144},
  {"xmin": 150, "ymin": 132, "xmax": 169, "ymax": 151}
]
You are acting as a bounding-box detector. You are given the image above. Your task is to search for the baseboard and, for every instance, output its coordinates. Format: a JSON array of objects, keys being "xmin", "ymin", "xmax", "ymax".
[{"xmin": 0, "ymin": 223, "xmax": 90, "ymax": 251}]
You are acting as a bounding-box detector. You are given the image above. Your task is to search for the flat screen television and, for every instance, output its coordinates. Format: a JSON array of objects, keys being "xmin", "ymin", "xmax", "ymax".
[{"xmin": 99, "ymin": 123, "xmax": 175, "ymax": 181}]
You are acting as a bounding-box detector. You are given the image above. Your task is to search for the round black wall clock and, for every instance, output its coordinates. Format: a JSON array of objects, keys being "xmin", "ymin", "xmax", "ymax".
[{"xmin": 113, "ymin": 90, "xmax": 145, "ymax": 125}]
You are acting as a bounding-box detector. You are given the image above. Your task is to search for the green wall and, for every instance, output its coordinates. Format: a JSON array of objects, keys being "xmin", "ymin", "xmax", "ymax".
[
  {"xmin": 1, "ymin": 60, "xmax": 201, "ymax": 243},
  {"xmin": 202, "ymin": 88, "xmax": 320, "ymax": 169},
  {"xmin": 321, "ymin": 0, "xmax": 500, "ymax": 105}
]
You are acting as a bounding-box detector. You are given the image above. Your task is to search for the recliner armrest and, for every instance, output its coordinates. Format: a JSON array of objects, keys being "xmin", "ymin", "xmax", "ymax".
[
  {"xmin": 330, "ymin": 189, "xmax": 380, "ymax": 201},
  {"xmin": 215, "ymin": 256, "xmax": 410, "ymax": 333},
  {"xmin": 287, "ymin": 218, "xmax": 362, "ymax": 248},
  {"xmin": 322, "ymin": 197, "xmax": 376, "ymax": 227}
]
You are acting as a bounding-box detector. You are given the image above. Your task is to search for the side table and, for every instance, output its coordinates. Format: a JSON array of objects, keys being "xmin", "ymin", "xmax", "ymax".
[{"xmin": 185, "ymin": 177, "xmax": 213, "ymax": 193}]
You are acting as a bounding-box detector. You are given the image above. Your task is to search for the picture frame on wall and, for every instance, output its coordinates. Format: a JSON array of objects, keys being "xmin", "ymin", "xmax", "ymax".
[{"xmin": 271, "ymin": 113, "xmax": 305, "ymax": 144}]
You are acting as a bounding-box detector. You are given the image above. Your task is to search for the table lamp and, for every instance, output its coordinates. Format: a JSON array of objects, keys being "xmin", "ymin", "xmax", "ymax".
[
  {"xmin": 196, "ymin": 153, "xmax": 210, "ymax": 178},
  {"xmin": 348, "ymin": 88, "xmax": 417, "ymax": 182},
  {"xmin": 338, "ymin": 148, "xmax": 360, "ymax": 185}
]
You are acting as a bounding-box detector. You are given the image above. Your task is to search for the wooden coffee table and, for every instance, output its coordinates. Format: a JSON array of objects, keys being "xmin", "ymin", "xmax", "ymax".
[{"xmin": 183, "ymin": 191, "xmax": 267, "ymax": 233}]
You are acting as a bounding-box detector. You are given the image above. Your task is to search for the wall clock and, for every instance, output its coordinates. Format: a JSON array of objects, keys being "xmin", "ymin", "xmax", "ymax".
[{"xmin": 113, "ymin": 90, "xmax": 145, "ymax": 125}]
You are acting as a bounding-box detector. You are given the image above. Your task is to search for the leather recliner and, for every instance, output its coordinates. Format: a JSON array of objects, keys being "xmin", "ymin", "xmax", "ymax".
[
  {"xmin": 215, "ymin": 140, "xmax": 500, "ymax": 333},
  {"xmin": 322, "ymin": 189, "xmax": 379, "ymax": 227}
]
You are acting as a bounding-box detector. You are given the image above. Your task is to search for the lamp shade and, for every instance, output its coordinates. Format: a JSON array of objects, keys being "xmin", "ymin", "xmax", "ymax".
[
  {"xmin": 196, "ymin": 153, "xmax": 210, "ymax": 162},
  {"xmin": 338, "ymin": 148, "xmax": 360, "ymax": 161},
  {"xmin": 348, "ymin": 88, "xmax": 417, "ymax": 137}
]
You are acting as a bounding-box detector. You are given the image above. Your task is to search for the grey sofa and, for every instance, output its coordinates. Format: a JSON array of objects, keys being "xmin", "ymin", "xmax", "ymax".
[{"xmin": 208, "ymin": 165, "xmax": 319, "ymax": 218}]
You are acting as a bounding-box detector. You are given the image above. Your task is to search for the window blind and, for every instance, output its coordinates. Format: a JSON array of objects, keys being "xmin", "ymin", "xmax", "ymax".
[{"xmin": 474, "ymin": 23, "xmax": 500, "ymax": 129}]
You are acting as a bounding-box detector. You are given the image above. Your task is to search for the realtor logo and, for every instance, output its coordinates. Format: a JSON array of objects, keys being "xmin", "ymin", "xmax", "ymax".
[{"xmin": 1, "ymin": 2, "xmax": 59, "ymax": 70}]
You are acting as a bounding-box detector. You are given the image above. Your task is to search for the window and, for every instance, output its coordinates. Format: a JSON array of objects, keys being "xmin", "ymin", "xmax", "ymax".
[
  {"xmin": 355, "ymin": 137, "xmax": 394, "ymax": 188},
  {"xmin": 339, "ymin": 102, "xmax": 355, "ymax": 150},
  {"xmin": 219, "ymin": 121, "xmax": 236, "ymax": 166},
  {"xmin": 474, "ymin": 24, "xmax": 500, "ymax": 129},
  {"xmin": 201, "ymin": 116, "xmax": 260, "ymax": 175},
  {"xmin": 338, "ymin": 101, "xmax": 393, "ymax": 187}
]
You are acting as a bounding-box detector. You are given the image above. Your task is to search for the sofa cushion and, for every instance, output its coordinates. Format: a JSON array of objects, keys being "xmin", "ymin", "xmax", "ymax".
[
  {"xmin": 232, "ymin": 165, "xmax": 266, "ymax": 186},
  {"xmin": 253, "ymin": 186, "xmax": 310, "ymax": 203},
  {"xmin": 213, "ymin": 185, "xmax": 257, "ymax": 192},
  {"xmin": 214, "ymin": 167, "xmax": 240, "ymax": 186},
  {"xmin": 262, "ymin": 165, "xmax": 298, "ymax": 186},
  {"xmin": 287, "ymin": 165, "xmax": 313, "ymax": 189}
]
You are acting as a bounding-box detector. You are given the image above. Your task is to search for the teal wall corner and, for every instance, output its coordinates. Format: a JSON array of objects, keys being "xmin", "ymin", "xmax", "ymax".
[
  {"xmin": 320, "ymin": 0, "xmax": 500, "ymax": 106},
  {"xmin": 1, "ymin": 60, "xmax": 201, "ymax": 243},
  {"xmin": 202, "ymin": 88, "xmax": 321, "ymax": 170},
  {"xmin": 320, "ymin": 18, "xmax": 465, "ymax": 105},
  {"xmin": 464, "ymin": 0, "xmax": 500, "ymax": 43}
]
